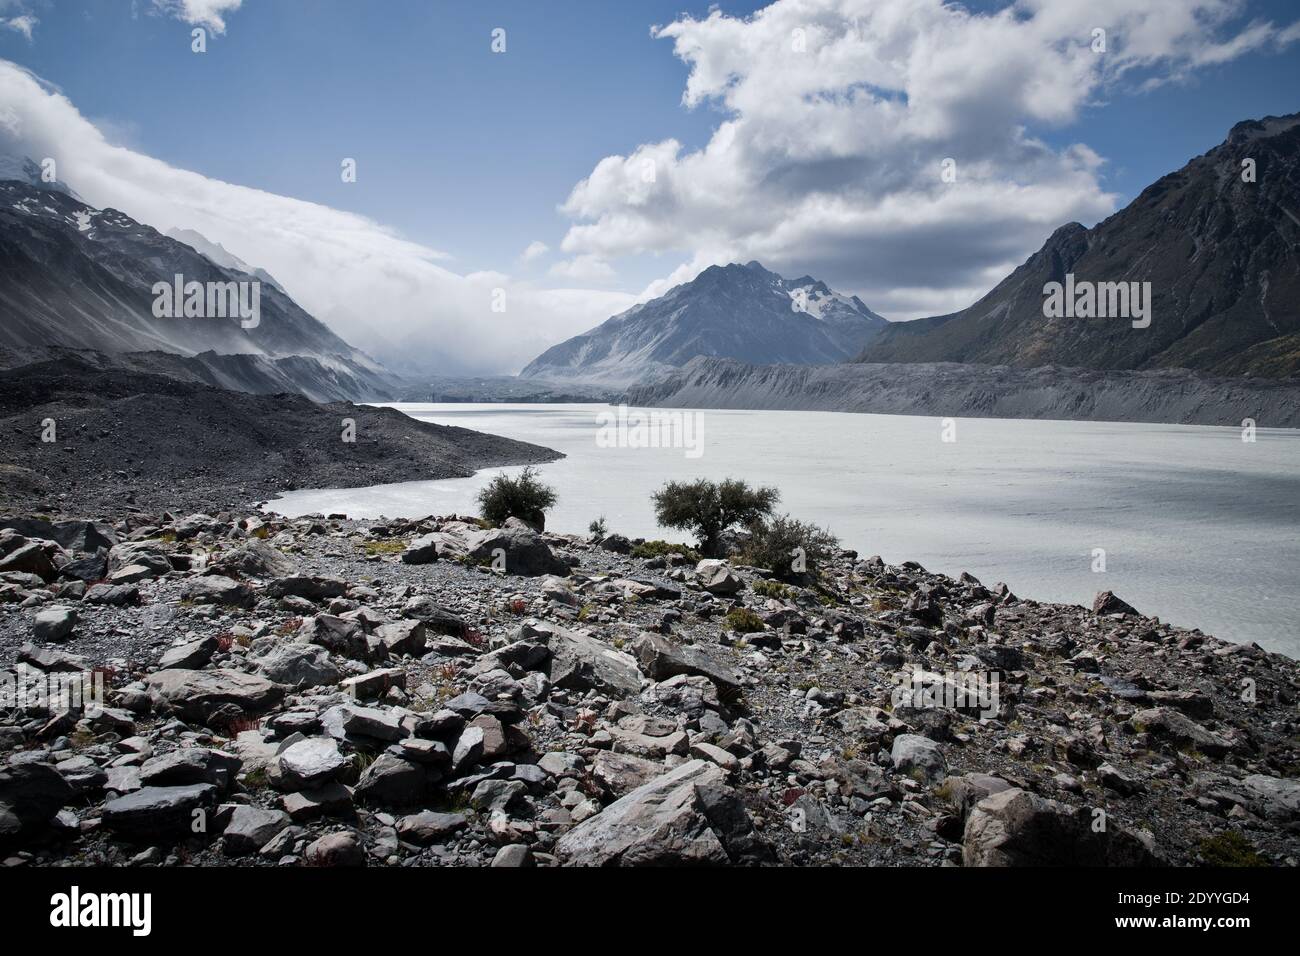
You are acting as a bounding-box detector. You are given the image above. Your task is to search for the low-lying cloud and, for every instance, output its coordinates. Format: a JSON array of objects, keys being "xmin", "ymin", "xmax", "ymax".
[{"xmin": 0, "ymin": 59, "xmax": 634, "ymax": 376}]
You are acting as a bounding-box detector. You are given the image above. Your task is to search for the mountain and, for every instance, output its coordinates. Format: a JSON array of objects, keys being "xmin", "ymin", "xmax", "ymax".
[
  {"xmin": 521, "ymin": 260, "xmax": 887, "ymax": 384},
  {"xmin": 857, "ymin": 114, "xmax": 1300, "ymax": 378},
  {"xmin": 624, "ymin": 356, "xmax": 1300, "ymax": 427},
  {"xmin": 0, "ymin": 176, "xmax": 398, "ymax": 401},
  {"xmin": 0, "ymin": 154, "xmax": 82, "ymax": 201},
  {"xmin": 166, "ymin": 227, "xmax": 286, "ymax": 293}
]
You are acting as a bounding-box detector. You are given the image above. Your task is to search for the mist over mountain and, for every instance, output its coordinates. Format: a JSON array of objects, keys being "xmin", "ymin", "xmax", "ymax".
[
  {"xmin": 521, "ymin": 260, "xmax": 887, "ymax": 385},
  {"xmin": 0, "ymin": 168, "xmax": 399, "ymax": 401},
  {"xmin": 857, "ymin": 114, "xmax": 1300, "ymax": 379}
]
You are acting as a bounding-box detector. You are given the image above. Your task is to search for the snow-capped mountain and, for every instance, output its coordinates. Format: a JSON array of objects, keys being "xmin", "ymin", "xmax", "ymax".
[
  {"xmin": 0, "ymin": 171, "xmax": 399, "ymax": 401},
  {"xmin": 521, "ymin": 260, "xmax": 888, "ymax": 385}
]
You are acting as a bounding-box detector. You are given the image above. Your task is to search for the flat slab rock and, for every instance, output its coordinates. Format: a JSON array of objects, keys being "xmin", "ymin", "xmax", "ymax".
[
  {"xmin": 145, "ymin": 668, "xmax": 284, "ymax": 723},
  {"xmin": 556, "ymin": 759, "xmax": 740, "ymax": 866}
]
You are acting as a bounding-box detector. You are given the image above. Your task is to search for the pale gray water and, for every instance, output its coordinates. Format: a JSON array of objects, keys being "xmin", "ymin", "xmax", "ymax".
[{"xmin": 268, "ymin": 404, "xmax": 1300, "ymax": 657}]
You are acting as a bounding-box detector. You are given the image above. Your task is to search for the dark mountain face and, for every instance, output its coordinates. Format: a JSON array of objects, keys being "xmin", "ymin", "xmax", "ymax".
[
  {"xmin": 0, "ymin": 179, "xmax": 398, "ymax": 400},
  {"xmin": 521, "ymin": 260, "xmax": 887, "ymax": 384},
  {"xmin": 857, "ymin": 113, "xmax": 1300, "ymax": 378}
]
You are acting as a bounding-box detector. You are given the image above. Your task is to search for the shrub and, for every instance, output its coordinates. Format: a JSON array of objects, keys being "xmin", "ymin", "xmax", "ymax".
[
  {"xmin": 1199, "ymin": 831, "xmax": 1266, "ymax": 867},
  {"xmin": 651, "ymin": 478, "xmax": 779, "ymax": 558},
  {"xmin": 362, "ymin": 538, "xmax": 407, "ymax": 556},
  {"xmin": 752, "ymin": 579, "xmax": 795, "ymax": 600},
  {"xmin": 477, "ymin": 466, "xmax": 557, "ymax": 529},
  {"xmin": 630, "ymin": 539, "xmax": 700, "ymax": 562},
  {"xmin": 724, "ymin": 607, "xmax": 765, "ymax": 633},
  {"xmin": 741, "ymin": 514, "xmax": 838, "ymax": 582},
  {"xmin": 588, "ymin": 515, "xmax": 608, "ymax": 538}
]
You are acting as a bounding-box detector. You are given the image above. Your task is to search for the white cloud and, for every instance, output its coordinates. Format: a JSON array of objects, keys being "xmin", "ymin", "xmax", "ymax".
[
  {"xmin": 0, "ymin": 59, "xmax": 632, "ymax": 375},
  {"xmin": 548, "ymin": 254, "xmax": 616, "ymax": 283},
  {"xmin": 152, "ymin": 0, "xmax": 243, "ymax": 34},
  {"xmin": 520, "ymin": 239, "xmax": 549, "ymax": 262},
  {"xmin": 560, "ymin": 0, "xmax": 1300, "ymax": 319},
  {"xmin": 0, "ymin": 14, "xmax": 36, "ymax": 41}
]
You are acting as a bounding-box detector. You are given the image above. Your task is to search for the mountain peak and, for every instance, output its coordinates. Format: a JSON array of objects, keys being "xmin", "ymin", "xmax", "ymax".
[
  {"xmin": 857, "ymin": 113, "xmax": 1300, "ymax": 378},
  {"xmin": 521, "ymin": 261, "xmax": 887, "ymax": 385},
  {"xmin": 0, "ymin": 153, "xmax": 83, "ymax": 201}
]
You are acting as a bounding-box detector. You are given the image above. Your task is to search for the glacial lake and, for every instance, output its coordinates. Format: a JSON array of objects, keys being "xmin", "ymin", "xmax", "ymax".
[{"xmin": 268, "ymin": 403, "xmax": 1300, "ymax": 658}]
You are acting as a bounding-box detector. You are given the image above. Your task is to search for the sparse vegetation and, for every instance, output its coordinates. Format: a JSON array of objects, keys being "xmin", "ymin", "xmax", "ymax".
[
  {"xmin": 724, "ymin": 607, "xmax": 765, "ymax": 634},
  {"xmin": 476, "ymin": 465, "xmax": 557, "ymax": 529},
  {"xmin": 651, "ymin": 477, "xmax": 779, "ymax": 557},
  {"xmin": 362, "ymin": 538, "xmax": 407, "ymax": 556},
  {"xmin": 1198, "ymin": 831, "xmax": 1266, "ymax": 867},
  {"xmin": 752, "ymin": 579, "xmax": 795, "ymax": 600},
  {"xmin": 588, "ymin": 515, "xmax": 608, "ymax": 537},
  {"xmin": 630, "ymin": 539, "xmax": 700, "ymax": 562},
  {"xmin": 741, "ymin": 513, "xmax": 838, "ymax": 582}
]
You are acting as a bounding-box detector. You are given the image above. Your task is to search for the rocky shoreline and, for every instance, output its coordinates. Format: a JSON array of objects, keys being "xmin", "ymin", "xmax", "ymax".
[
  {"xmin": 1, "ymin": 510, "xmax": 1296, "ymax": 867},
  {"xmin": 0, "ymin": 358, "xmax": 561, "ymax": 517}
]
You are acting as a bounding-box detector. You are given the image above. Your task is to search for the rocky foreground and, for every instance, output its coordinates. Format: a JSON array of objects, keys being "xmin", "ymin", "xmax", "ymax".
[{"xmin": 0, "ymin": 511, "xmax": 1297, "ymax": 867}]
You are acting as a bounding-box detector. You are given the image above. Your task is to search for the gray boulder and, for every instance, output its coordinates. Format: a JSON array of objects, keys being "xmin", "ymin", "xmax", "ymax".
[
  {"xmin": 181, "ymin": 575, "xmax": 255, "ymax": 609},
  {"xmin": 891, "ymin": 734, "xmax": 947, "ymax": 786},
  {"xmin": 524, "ymin": 621, "xmax": 642, "ymax": 698},
  {"xmin": 253, "ymin": 642, "xmax": 341, "ymax": 689},
  {"xmin": 145, "ymin": 669, "xmax": 284, "ymax": 724},
  {"xmin": 632, "ymin": 632, "xmax": 742, "ymax": 689},
  {"xmin": 396, "ymin": 810, "xmax": 469, "ymax": 846},
  {"xmin": 222, "ymin": 806, "xmax": 290, "ymax": 856},
  {"xmin": 277, "ymin": 737, "xmax": 346, "ymax": 790},
  {"xmin": 0, "ymin": 762, "xmax": 75, "ymax": 850},
  {"xmin": 103, "ymin": 784, "xmax": 218, "ymax": 841},
  {"xmin": 963, "ymin": 788, "xmax": 1162, "ymax": 866},
  {"xmin": 556, "ymin": 759, "xmax": 762, "ymax": 866},
  {"xmin": 33, "ymin": 606, "xmax": 78, "ymax": 643},
  {"xmin": 139, "ymin": 748, "xmax": 241, "ymax": 791},
  {"xmin": 158, "ymin": 634, "xmax": 219, "ymax": 670},
  {"xmin": 463, "ymin": 527, "xmax": 570, "ymax": 577}
]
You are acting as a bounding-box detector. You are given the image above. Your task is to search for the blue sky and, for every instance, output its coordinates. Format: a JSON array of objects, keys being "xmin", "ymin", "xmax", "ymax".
[
  {"xmin": 1, "ymin": 0, "xmax": 1297, "ymax": 373},
  {"xmin": 1, "ymin": 0, "xmax": 769, "ymax": 278}
]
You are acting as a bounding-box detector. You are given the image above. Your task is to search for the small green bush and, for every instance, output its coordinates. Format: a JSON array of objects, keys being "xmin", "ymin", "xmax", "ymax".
[
  {"xmin": 631, "ymin": 539, "xmax": 700, "ymax": 562},
  {"xmin": 588, "ymin": 515, "xmax": 608, "ymax": 537},
  {"xmin": 741, "ymin": 514, "xmax": 838, "ymax": 582},
  {"xmin": 724, "ymin": 607, "xmax": 765, "ymax": 634},
  {"xmin": 752, "ymin": 579, "xmax": 795, "ymax": 600},
  {"xmin": 477, "ymin": 466, "xmax": 557, "ymax": 529},
  {"xmin": 1199, "ymin": 831, "xmax": 1266, "ymax": 867}
]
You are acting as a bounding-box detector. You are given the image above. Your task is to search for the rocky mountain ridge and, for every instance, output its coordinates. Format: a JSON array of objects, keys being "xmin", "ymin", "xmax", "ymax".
[{"xmin": 857, "ymin": 114, "xmax": 1300, "ymax": 378}]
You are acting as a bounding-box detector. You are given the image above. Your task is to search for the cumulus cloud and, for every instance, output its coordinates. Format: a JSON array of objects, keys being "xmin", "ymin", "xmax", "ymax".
[
  {"xmin": 0, "ymin": 14, "xmax": 36, "ymax": 41},
  {"xmin": 520, "ymin": 239, "xmax": 549, "ymax": 263},
  {"xmin": 152, "ymin": 0, "xmax": 243, "ymax": 34},
  {"xmin": 0, "ymin": 59, "xmax": 633, "ymax": 375},
  {"xmin": 561, "ymin": 0, "xmax": 1300, "ymax": 319}
]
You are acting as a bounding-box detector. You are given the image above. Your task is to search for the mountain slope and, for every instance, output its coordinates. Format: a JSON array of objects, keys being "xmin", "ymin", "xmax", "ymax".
[
  {"xmin": 625, "ymin": 356, "xmax": 1300, "ymax": 427},
  {"xmin": 0, "ymin": 178, "xmax": 398, "ymax": 401},
  {"xmin": 521, "ymin": 260, "xmax": 887, "ymax": 384},
  {"xmin": 857, "ymin": 113, "xmax": 1300, "ymax": 378}
]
